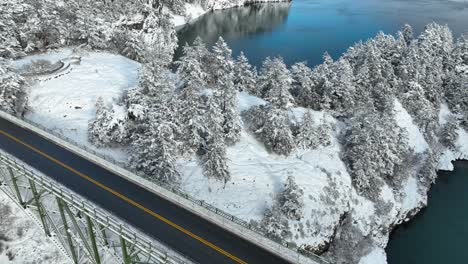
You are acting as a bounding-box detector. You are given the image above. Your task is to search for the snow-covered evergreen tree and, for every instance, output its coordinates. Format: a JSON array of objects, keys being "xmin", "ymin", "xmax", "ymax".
[
  {"xmin": 278, "ymin": 175, "xmax": 304, "ymax": 220},
  {"xmin": 402, "ymin": 24, "xmax": 414, "ymax": 46},
  {"xmin": 452, "ymin": 33, "xmax": 468, "ymax": 66},
  {"xmin": 0, "ymin": 59, "xmax": 25, "ymax": 115},
  {"xmin": 262, "ymin": 206, "xmax": 289, "ymax": 241},
  {"xmin": 263, "ymin": 108, "xmax": 295, "ymax": 155},
  {"xmin": 260, "ymin": 57, "xmax": 295, "ymax": 109},
  {"xmin": 244, "ymin": 105, "xmax": 295, "ymax": 155},
  {"xmin": 344, "ymin": 111, "xmax": 408, "ymax": 192},
  {"xmin": 175, "ymin": 43, "xmax": 207, "ymax": 154},
  {"xmin": 401, "ymin": 81, "xmax": 438, "ymax": 137},
  {"xmin": 234, "ymin": 51, "xmax": 257, "ymax": 94},
  {"xmin": 291, "ymin": 62, "xmax": 320, "ymax": 110},
  {"xmin": 445, "ymin": 77, "xmax": 468, "ymax": 130},
  {"xmin": 316, "ymin": 118, "xmax": 332, "ymax": 147},
  {"xmin": 439, "ymin": 114, "xmax": 459, "ymax": 150},
  {"xmin": 294, "ymin": 111, "xmax": 320, "ymax": 149},
  {"xmin": 0, "ymin": 1, "xmax": 24, "ymax": 58},
  {"xmin": 261, "ymin": 175, "xmax": 304, "ymax": 240},
  {"xmin": 445, "ymin": 50, "xmax": 468, "ymax": 129},
  {"xmin": 130, "ymin": 122, "xmax": 181, "ymax": 185},
  {"xmin": 200, "ymin": 95, "xmax": 231, "ymax": 183},
  {"xmin": 88, "ymin": 97, "xmax": 128, "ymax": 147},
  {"xmin": 399, "ymin": 23, "xmax": 453, "ymax": 107},
  {"xmin": 322, "ymin": 59, "xmax": 356, "ymax": 116},
  {"xmin": 294, "ymin": 111, "xmax": 331, "ymax": 150},
  {"xmin": 210, "ymin": 37, "xmax": 242, "ymax": 144}
]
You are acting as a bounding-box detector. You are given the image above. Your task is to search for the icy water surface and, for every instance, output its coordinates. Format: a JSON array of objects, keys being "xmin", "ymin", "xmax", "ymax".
[
  {"xmin": 177, "ymin": 0, "xmax": 468, "ymax": 67},
  {"xmin": 386, "ymin": 160, "xmax": 468, "ymax": 264}
]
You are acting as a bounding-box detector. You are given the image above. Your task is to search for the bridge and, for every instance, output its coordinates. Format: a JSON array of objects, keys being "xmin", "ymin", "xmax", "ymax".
[{"xmin": 0, "ymin": 111, "xmax": 327, "ymax": 264}]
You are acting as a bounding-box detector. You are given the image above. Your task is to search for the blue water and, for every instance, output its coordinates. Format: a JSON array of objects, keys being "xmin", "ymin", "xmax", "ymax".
[
  {"xmin": 177, "ymin": 0, "xmax": 468, "ymax": 67},
  {"xmin": 386, "ymin": 160, "xmax": 468, "ymax": 264}
]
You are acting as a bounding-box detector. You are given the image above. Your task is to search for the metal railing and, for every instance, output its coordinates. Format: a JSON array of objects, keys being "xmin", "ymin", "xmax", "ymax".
[{"xmin": 8, "ymin": 114, "xmax": 328, "ymax": 264}]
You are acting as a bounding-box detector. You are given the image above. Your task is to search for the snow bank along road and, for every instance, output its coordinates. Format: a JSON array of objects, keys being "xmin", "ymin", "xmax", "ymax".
[{"xmin": 0, "ymin": 115, "xmax": 291, "ymax": 264}]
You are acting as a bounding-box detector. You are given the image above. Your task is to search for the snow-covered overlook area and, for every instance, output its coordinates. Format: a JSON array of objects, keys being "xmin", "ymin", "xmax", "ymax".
[{"xmin": 1, "ymin": 0, "xmax": 468, "ymax": 264}]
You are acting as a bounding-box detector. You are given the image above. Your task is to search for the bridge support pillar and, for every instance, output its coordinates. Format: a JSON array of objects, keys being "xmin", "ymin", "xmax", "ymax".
[
  {"xmin": 29, "ymin": 179, "xmax": 50, "ymax": 236},
  {"xmin": 120, "ymin": 234, "xmax": 131, "ymax": 264},
  {"xmin": 86, "ymin": 215, "xmax": 101, "ymax": 264},
  {"xmin": 57, "ymin": 197, "xmax": 78, "ymax": 264},
  {"xmin": 8, "ymin": 167, "xmax": 24, "ymax": 207}
]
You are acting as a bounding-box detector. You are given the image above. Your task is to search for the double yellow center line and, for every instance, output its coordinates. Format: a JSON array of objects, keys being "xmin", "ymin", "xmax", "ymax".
[{"xmin": 0, "ymin": 129, "xmax": 247, "ymax": 264}]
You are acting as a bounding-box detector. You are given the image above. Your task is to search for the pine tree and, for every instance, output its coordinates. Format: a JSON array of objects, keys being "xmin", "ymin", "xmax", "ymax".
[
  {"xmin": 316, "ymin": 118, "xmax": 332, "ymax": 147},
  {"xmin": 0, "ymin": 59, "xmax": 25, "ymax": 115},
  {"xmin": 191, "ymin": 36, "xmax": 210, "ymax": 72},
  {"xmin": 291, "ymin": 62, "xmax": 320, "ymax": 109},
  {"xmin": 130, "ymin": 122, "xmax": 181, "ymax": 185},
  {"xmin": 295, "ymin": 111, "xmax": 332, "ymax": 150},
  {"xmin": 322, "ymin": 59, "xmax": 356, "ymax": 116},
  {"xmin": 401, "ymin": 81, "xmax": 438, "ymax": 134},
  {"xmin": 88, "ymin": 97, "xmax": 128, "ymax": 147},
  {"xmin": 244, "ymin": 105, "xmax": 295, "ymax": 155},
  {"xmin": 0, "ymin": 2, "xmax": 24, "ymax": 58},
  {"xmin": 278, "ymin": 175, "xmax": 304, "ymax": 220},
  {"xmin": 295, "ymin": 111, "xmax": 320, "ymax": 149},
  {"xmin": 444, "ymin": 71, "xmax": 468, "ymax": 130},
  {"xmin": 200, "ymin": 95, "xmax": 231, "ymax": 183},
  {"xmin": 210, "ymin": 37, "xmax": 242, "ymax": 144},
  {"xmin": 344, "ymin": 110, "xmax": 408, "ymax": 192},
  {"xmin": 440, "ymin": 114, "xmax": 459, "ymax": 150},
  {"xmin": 261, "ymin": 175, "xmax": 304, "ymax": 240},
  {"xmin": 175, "ymin": 43, "xmax": 207, "ymax": 154},
  {"xmin": 140, "ymin": 10, "xmax": 178, "ymax": 65},
  {"xmin": 234, "ymin": 51, "xmax": 257, "ymax": 94},
  {"xmin": 262, "ymin": 206, "xmax": 289, "ymax": 241},
  {"xmin": 263, "ymin": 108, "xmax": 295, "ymax": 155},
  {"xmin": 402, "ymin": 24, "xmax": 414, "ymax": 46},
  {"xmin": 452, "ymin": 33, "xmax": 468, "ymax": 66},
  {"xmin": 260, "ymin": 57, "xmax": 294, "ymax": 109}
]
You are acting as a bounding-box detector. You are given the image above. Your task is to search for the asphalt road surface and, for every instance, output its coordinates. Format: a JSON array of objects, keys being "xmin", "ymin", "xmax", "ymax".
[{"xmin": 0, "ymin": 116, "xmax": 292, "ymax": 264}]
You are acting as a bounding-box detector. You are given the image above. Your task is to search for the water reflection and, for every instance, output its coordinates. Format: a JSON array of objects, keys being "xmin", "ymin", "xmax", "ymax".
[
  {"xmin": 176, "ymin": 0, "xmax": 468, "ymax": 67},
  {"xmin": 175, "ymin": 2, "xmax": 292, "ymax": 60}
]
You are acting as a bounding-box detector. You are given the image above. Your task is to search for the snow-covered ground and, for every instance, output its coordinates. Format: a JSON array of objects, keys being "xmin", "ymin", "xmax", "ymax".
[
  {"xmin": 0, "ymin": 191, "xmax": 69, "ymax": 264},
  {"xmin": 13, "ymin": 50, "xmax": 468, "ymax": 263},
  {"xmin": 14, "ymin": 49, "xmax": 140, "ymax": 163}
]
